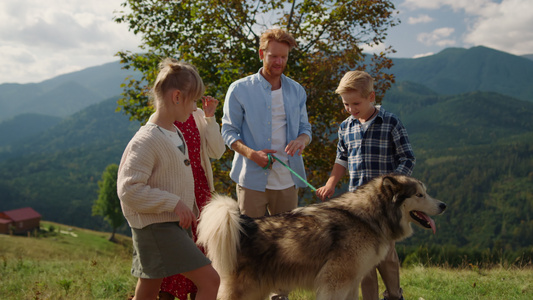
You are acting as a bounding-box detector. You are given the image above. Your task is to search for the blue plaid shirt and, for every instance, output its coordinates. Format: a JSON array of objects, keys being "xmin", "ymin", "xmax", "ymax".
[{"xmin": 336, "ymin": 107, "xmax": 415, "ymax": 191}]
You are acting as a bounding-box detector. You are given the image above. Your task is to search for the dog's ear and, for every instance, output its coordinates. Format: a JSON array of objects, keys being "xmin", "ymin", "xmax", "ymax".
[{"xmin": 382, "ymin": 175, "xmax": 401, "ymax": 202}]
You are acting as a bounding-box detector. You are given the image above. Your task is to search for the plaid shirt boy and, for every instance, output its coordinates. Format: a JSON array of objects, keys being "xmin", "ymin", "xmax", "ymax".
[{"xmin": 335, "ymin": 106, "xmax": 415, "ymax": 191}]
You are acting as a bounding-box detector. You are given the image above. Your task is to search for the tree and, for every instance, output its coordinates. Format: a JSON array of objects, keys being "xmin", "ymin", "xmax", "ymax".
[
  {"xmin": 114, "ymin": 0, "xmax": 399, "ymax": 196},
  {"xmin": 92, "ymin": 163, "xmax": 124, "ymax": 241}
]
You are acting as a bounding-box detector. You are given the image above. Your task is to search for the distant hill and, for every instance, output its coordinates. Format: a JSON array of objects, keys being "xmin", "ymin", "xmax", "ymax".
[
  {"xmin": 0, "ymin": 114, "xmax": 62, "ymax": 147},
  {"xmin": 0, "ymin": 97, "xmax": 139, "ymax": 229},
  {"xmin": 391, "ymin": 46, "xmax": 533, "ymax": 102},
  {"xmin": 522, "ymin": 54, "xmax": 533, "ymax": 61},
  {"xmin": 383, "ymin": 84, "xmax": 533, "ymax": 149},
  {"xmin": 0, "ymin": 61, "xmax": 142, "ymax": 122}
]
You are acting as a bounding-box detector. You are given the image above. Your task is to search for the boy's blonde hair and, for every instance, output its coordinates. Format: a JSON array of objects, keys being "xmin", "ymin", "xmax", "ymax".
[
  {"xmin": 335, "ymin": 71, "xmax": 374, "ymax": 98},
  {"xmin": 259, "ymin": 28, "xmax": 297, "ymax": 51},
  {"xmin": 151, "ymin": 58, "xmax": 205, "ymax": 108}
]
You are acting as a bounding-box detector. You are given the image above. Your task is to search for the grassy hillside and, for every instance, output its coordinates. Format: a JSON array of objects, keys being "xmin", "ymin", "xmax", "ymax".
[
  {"xmin": 1, "ymin": 221, "xmax": 532, "ymax": 299},
  {"xmin": 0, "ymin": 221, "xmax": 136, "ymax": 299}
]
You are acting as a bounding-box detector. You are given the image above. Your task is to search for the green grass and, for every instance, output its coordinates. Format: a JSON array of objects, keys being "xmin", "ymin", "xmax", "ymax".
[
  {"xmin": 0, "ymin": 221, "xmax": 136, "ymax": 299},
  {"xmin": 1, "ymin": 221, "xmax": 532, "ymax": 299},
  {"xmin": 289, "ymin": 265, "xmax": 533, "ymax": 299}
]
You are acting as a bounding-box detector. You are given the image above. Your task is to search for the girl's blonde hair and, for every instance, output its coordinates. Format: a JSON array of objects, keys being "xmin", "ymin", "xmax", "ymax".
[
  {"xmin": 335, "ymin": 71, "xmax": 374, "ymax": 98},
  {"xmin": 151, "ymin": 58, "xmax": 205, "ymax": 108}
]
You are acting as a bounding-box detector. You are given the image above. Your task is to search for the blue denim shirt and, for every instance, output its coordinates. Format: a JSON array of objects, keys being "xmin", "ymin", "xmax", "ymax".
[{"xmin": 222, "ymin": 68, "xmax": 312, "ymax": 191}]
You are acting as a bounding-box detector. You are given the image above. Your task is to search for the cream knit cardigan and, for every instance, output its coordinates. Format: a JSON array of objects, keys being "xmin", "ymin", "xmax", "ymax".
[
  {"xmin": 118, "ymin": 123, "xmax": 196, "ymax": 229},
  {"xmin": 119, "ymin": 110, "xmax": 226, "ymax": 229}
]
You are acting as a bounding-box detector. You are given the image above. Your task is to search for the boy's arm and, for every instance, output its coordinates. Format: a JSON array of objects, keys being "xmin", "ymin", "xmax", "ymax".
[
  {"xmin": 316, "ymin": 163, "xmax": 346, "ymax": 201},
  {"xmin": 392, "ymin": 121, "xmax": 416, "ymax": 175}
]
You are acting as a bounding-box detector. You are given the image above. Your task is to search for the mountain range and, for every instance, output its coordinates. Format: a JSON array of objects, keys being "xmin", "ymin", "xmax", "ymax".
[
  {"xmin": 0, "ymin": 46, "xmax": 532, "ymax": 252},
  {"xmin": 390, "ymin": 46, "xmax": 533, "ymax": 102},
  {"xmin": 0, "ymin": 61, "xmax": 142, "ymax": 122}
]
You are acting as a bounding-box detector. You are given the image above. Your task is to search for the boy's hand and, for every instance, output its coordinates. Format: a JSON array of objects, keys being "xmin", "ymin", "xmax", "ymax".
[
  {"xmin": 316, "ymin": 185, "xmax": 335, "ymax": 201},
  {"xmin": 174, "ymin": 200, "xmax": 197, "ymax": 229}
]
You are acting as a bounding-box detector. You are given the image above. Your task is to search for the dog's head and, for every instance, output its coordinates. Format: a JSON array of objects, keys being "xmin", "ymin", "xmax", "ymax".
[{"xmin": 382, "ymin": 175, "xmax": 446, "ymax": 235}]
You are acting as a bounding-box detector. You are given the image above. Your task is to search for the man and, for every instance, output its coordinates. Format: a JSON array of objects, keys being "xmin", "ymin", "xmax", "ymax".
[{"xmin": 221, "ymin": 29, "xmax": 311, "ymax": 299}]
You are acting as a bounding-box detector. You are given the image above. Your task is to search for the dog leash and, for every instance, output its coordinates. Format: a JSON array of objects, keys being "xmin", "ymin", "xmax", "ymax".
[{"xmin": 263, "ymin": 153, "xmax": 317, "ymax": 192}]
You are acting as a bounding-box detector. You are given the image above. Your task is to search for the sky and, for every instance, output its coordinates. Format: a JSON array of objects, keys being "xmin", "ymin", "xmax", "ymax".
[{"xmin": 0, "ymin": 0, "xmax": 532, "ymax": 84}]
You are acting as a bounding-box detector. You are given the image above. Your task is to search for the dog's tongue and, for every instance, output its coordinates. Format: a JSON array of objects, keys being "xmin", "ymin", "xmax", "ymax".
[{"xmin": 420, "ymin": 212, "xmax": 437, "ymax": 234}]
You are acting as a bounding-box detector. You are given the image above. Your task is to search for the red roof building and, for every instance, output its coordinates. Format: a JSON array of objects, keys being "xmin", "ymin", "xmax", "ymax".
[{"xmin": 0, "ymin": 207, "xmax": 41, "ymax": 234}]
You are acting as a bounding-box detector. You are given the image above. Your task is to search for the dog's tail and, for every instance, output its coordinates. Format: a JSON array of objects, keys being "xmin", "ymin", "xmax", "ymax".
[{"xmin": 197, "ymin": 194, "xmax": 243, "ymax": 275}]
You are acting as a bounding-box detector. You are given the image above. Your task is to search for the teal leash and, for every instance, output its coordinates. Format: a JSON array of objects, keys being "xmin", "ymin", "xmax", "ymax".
[{"xmin": 263, "ymin": 153, "xmax": 317, "ymax": 192}]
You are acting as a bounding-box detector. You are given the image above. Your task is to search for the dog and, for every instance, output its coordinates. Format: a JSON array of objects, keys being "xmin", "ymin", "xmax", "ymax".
[{"xmin": 197, "ymin": 174, "xmax": 446, "ymax": 300}]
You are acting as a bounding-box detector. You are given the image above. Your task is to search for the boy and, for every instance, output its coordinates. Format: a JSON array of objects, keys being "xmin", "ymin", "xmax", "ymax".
[{"xmin": 316, "ymin": 70, "xmax": 415, "ymax": 300}]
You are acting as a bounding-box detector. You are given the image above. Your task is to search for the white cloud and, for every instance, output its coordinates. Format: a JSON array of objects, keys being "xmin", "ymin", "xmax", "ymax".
[
  {"xmin": 464, "ymin": 0, "xmax": 533, "ymax": 55},
  {"xmin": 407, "ymin": 14, "xmax": 433, "ymax": 24},
  {"xmin": 401, "ymin": 0, "xmax": 493, "ymax": 13},
  {"xmin": 413, "ymin": 52, "xmax": 435, "ymax": 58},
  {"xmin": 0, "ymin": 0, "xmax": 141, "ymax": 84},
  {"xmin": 417, "ymin": 27, "xmax": 456, "ymax": 47},
  {"xmin": 400, "ymin": 0, "xmax": 533, "ymax": 55},
  {"xmin": 360, "ymin": 42, "xmax": 389, "ymax": 55}
]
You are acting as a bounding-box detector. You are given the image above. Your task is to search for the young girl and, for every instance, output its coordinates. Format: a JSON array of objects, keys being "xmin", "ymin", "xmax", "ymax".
[
  {"xmin": 118, "ymin": 58, "xmax": 220, "ymax": 300},
  {"xmin": 158, "ymin": 97, "xmax": 226, "ymax": 300}
]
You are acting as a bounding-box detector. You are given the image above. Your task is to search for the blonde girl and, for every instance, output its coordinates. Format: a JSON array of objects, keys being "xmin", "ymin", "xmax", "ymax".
[{"xmin": 118, "ymin": 58, "xmax": 220, "ymax": 300}]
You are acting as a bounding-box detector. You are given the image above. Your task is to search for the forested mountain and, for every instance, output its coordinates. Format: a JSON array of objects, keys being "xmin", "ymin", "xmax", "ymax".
[
  {"xmin": 0, "ymin": 46, "xmax": 532, "ymax": 260},
  {"xmin": 382, "ymin": 83, "xmax": 533, "ymax": 254},
  {"xmin": 0, "ymin": 97, "xmax": 138, "ymax": 230},
  {"xmin": 391, "ymin": 46, "xmax": 533, "ymax": 102},
  {"xmin": 385, "ymin": 83, "xmax": 533, "ymax": 148},
  {"xmin": 0, "ymin": 114, "xmax": 62, "ymax": 147},
  {"xmin": 522, "ymin": 54, "xmax": 533, "ymax": 61},
  {"xmin": 0, "ymin": 61, "xmax": 142, "ymax": 122}
]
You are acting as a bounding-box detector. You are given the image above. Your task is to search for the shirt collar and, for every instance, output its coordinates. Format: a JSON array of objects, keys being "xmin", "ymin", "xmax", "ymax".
[
  {"xmin": 256, "ymin": 67, "xmax": 286, "ymax": 90},
  {"xmin": 348, "ymin": 106, "xmax": 384, "ymax": 125}
]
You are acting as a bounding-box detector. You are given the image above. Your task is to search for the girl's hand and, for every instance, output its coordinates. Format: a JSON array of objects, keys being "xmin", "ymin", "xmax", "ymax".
[
  {"xmin": 202, "ymin": 96, "xmax": 219, "ymax": 117},
  {"xmin": 173, "ymin": 200, "xmax": 197, "ymax": 229}
]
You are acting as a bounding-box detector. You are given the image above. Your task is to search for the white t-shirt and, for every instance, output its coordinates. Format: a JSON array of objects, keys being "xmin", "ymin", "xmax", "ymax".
[
  {"xmin": 360, "ymin": 106, "xmax": 380, "ymax": 133},
  {"xmin": 267, "ymin": 88, "xmax": 294, "ymax": 190},
  {"xmin": 148, "ymin": 122, "xmax": 185, "ymax": 153}
]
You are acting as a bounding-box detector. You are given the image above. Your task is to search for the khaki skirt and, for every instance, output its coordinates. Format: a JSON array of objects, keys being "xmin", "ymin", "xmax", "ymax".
[{"xmin": 130, "ymin": 222, "xmax": 210, "ymax": 279}]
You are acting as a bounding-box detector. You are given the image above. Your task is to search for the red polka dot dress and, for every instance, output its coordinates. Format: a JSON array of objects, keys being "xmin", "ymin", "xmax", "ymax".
[{"xmin": 160, "ymin": 114, "xmax": 211, "ymax": 299}]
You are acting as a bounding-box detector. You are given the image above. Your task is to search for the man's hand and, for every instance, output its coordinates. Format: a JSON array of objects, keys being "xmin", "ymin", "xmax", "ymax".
[
  {"xmin": 285, "ymin": 134, "xmax": 310, "ymax": 156},
  {"xmin": 250, "ymin": 149, "xmax": 277, "ymax": 168}
]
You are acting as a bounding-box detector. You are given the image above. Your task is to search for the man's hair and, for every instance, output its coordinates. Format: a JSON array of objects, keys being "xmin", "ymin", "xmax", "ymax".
[
  {"xmin": 259, "ymin": 28, "xmax": 297, "ymax": 51},
  {"xmin": 335, "ymin": 71, "xmax": 374, "ymax": 97}
]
